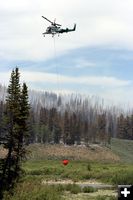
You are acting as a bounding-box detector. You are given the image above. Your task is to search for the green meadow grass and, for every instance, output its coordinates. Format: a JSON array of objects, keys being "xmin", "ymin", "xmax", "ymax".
[
  {"xmin": 110, "ymin": 138, "xmax": 133, "ymax": 163},
  {"xmin": 2, "ymin": 139, "xmax": 133, "ymax": 200},
  {"xmin": 3, "ymin": 160, "xmax": 124, "ymax": 200},
  {"xmin": 3, "ymin": 182, "xmax": 62, "ymax": 200},
  {"xmin": 23, "ymin": 159, "xmax": 133, "ymax": 185}
]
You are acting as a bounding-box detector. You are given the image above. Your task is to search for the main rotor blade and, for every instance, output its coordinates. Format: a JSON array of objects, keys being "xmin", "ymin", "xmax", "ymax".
[
  {"xmin": 42, "ymin": 16, "xmax": 53, "ymax": 24},
  {"xmin": 55, "ymin": 23, "xmax": 61, "ymax": 26}
]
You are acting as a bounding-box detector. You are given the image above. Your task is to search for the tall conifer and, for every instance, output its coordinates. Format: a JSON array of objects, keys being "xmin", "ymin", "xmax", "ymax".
[{"xmin": 0, "ymin": 68, "xmax": 30, "ymax": 198}]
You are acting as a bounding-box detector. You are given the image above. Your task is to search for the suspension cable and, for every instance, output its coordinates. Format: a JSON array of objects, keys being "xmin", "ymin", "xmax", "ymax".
[{"xmin": 53, "ymin": 36, "xmax": 61, "ymax": 103}]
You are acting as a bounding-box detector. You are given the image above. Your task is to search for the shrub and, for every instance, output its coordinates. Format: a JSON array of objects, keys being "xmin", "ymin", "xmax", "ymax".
[
  {"xmin": 87, "ymin": 163, "xmax": 91, "ymax": 171},
  {"xmin": 82, "ymin": 172, "xmax": 91, "ymax": 180},
  {"xmin": 111, "ymin": 171, "xmax": 133, "ymax": 185},
  {"xmin": 82, "ymin": 186, "xmax": 98, "ymax": 193},
  {"xmin": 64, "ymin": 184, "xmax": 81, "ymax": 194}
]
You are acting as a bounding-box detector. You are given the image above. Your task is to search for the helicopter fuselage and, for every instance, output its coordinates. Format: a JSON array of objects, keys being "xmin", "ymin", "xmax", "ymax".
[
  {"xmin": 46, "ymin": 25, "xmax": 60, "ymax": 34},
  {"xmin": 42, "ymin": 16, "xmax": 76, "ymax": 36}
]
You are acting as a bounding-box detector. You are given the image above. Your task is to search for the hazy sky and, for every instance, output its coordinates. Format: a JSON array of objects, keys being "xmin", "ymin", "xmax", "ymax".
[{"xmin": 0, "ymin": 0, "xmax": 133, "ymax": 107}]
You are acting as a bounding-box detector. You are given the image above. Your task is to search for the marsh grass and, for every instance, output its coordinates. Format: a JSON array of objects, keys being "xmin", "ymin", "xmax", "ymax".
[
  {"xmin": 63, "ymin": 184, "xmax": 81, "ymax": 194},
  {"xmin": 23, "ymin": 160, "xmax": 133, "ymax": 184},
  {"xmin": 82, "ymin": 186, "xmax": 98, "ymax": 193},
  {"xmin": 2, "ymin": 141, "xmax": 133, "ymax": 200},
  {"xmin": 2, "ymin": 160, "xmax": 130, "ymax": 200},
  {"xmin": 111, "ymin": 138, "xmax": 133, "ymax": 163},
  {"xmin": 2, "ymin": 181, "xmax": 97, "ymax": 200},
  {"xmin": 95, "ymin": 195, "xmax": 116, "ymax": 200},
  {"xmin": 3, "ymin": 182, "xmax": 62, "ymax": 200}
]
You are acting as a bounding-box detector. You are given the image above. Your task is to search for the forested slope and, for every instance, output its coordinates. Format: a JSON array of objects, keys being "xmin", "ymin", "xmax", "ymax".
[{"xmin": 0, "ymin": 84, "xmax": 132, "ymax": 145}]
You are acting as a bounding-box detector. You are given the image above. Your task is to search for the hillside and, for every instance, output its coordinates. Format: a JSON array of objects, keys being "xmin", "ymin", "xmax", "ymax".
[
  {"xmin": 26, "ymin": 138, "xmax": 133, "ymax": 163},
  {"xmin": 27, "ymin": 143, "xmax": 120, "ymax": 162},
  {"xmin": 110, "ymin": 138, "xmax": 133, "ymax": 163}
]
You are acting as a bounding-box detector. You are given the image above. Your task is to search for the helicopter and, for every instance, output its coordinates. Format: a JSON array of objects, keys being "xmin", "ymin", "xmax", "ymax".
[{"xmin": 42, "ymin": 16, "xmax": 76, "ymax": 37}]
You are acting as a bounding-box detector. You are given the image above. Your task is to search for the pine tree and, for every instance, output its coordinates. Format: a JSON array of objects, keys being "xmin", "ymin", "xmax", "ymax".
[
  {"xmin": 83, "ymin": 120, "xmax": 89, "ymax": 145},
  {"xmin": 1, "ymin": 68, "xmax": 21, "ymax": 189},
  {"xmin": 117, "ymin": 114, "xmax": 133, "ymax": 139},
  {"xmin": 53, "ymin": 111, "xmax": 62, "ymax": 144},
  {"xmin": 0, "ymin": 68, "xmax": 30, "ymax": 198},
  {"xmin": 63, "ymin": 110, "xmax": 71, "ymax": 144},
  {"xmin": 14, "ymin": 83, "xmax": 30, "ymax": 176},
  {"xmin": 97, "ymin": 113, "xmax": 106, "ymax": 143}
]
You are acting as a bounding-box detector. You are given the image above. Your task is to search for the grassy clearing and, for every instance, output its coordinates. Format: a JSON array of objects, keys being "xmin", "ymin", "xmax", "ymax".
[
  {"xmin": 3, "ymin": 159, "xmax": 124, "ymax": 200},
  {"xmin": 3, "ymin": 179, "xmax": 116, "ymax": 200},
  {"xmin": 2, "ymin": 140, "xmax": 133, "ymax": 200},
  {"xmin": 3, "ymin": 180, "xmax": 62, "ymax": 200},
  {"xmin": 110, "ymin": 138, "xmax": 133, "ymax": 163},
  {"xmin": 23, "ymin": 159, "xmax": 133, "ymax": 185}
]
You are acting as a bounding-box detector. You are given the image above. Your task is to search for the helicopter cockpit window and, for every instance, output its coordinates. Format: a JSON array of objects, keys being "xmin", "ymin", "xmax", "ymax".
[{"xmin": 46, "ymin": 27, "xmax": 51, "ymax": 32}]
